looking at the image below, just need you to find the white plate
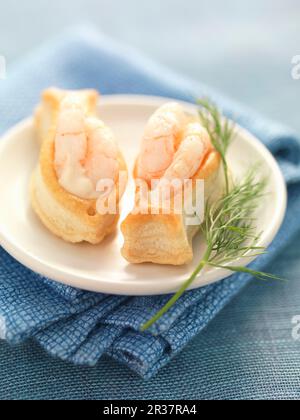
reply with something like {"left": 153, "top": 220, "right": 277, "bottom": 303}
{"left": 0, "top": 95, "right": 287, "bottom": 295}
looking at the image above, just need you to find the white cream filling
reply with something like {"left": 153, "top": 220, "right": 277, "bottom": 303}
{"left": 58, "top": 155, "right": 99, "bottom": 200}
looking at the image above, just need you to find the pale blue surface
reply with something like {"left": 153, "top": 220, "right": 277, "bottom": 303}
{"left": 1, "top": 0, "right": 300, "bottom": 131}
{"left": 0, "top": 1, "right": 300, "bottom": 400}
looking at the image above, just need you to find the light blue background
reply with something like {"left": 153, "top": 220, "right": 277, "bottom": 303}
{"left": 0, "top": 0, "right": 300, "bottom": 400}
{"left": 1, "top": 0, "right": 300, "bottom": 131}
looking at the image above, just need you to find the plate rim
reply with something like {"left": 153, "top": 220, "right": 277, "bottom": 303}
{"left": 0, "top": 94, "right": 287, "bottom": 295}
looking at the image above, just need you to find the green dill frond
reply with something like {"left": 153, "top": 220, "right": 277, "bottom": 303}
{"left": 197, "top": 98, "right": 235, "bottom": 194}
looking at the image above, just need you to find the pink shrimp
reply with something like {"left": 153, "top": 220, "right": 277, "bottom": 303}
{"left": 54, "top": 94, "right": 120, "bottom": 199}
{"left": 137, "top": 102, "right": 188, "bottom": 181}
{"left": 160, "top": 122, "right": 212, "bottom": 182}
{"left": 137, "top": 103, "right": 212, "bottom": 187}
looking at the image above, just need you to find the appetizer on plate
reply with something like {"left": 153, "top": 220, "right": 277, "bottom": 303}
{"left": 31, "top": 88, "right": 127, "bottom": 244}
{"left": 121, "top": 102, "right": 224, "bottom": 265}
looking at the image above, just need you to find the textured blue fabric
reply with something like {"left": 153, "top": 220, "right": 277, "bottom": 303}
{"left": 0, "top": 27, "right": 300, "bottom": 380}
{"left": 1, "top": 241, "right": 300, "bottom": 400}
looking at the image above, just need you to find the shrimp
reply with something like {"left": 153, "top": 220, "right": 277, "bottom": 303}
{"left": 85, "top": 117, "right": 119, "bottom": 185}
{"left": 137, "top": 102, "right": 212, "bottom": 185}
{"left": 137, "top": 102, "right": 188, "bottom": 181}
{"left": 160, "top": 122, "right": 212, "bottom": 182}
{"left": 54, "top": 95, "right": 87, "bottom": 178}
{"left": 54, "top": 94, "right": 120, "bottom": 199}
{"left": 150, "top": 122, "right": 212, "bottom": 205}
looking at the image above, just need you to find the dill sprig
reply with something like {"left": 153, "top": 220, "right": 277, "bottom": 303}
{"left": 197, "top": 99, "right": 235, "bottom": 194}
{"left": 204, "top": 169, "right": 267, "bottom": 265}
{"left": 140, "top": 100, "right": 282, "bottom": 332}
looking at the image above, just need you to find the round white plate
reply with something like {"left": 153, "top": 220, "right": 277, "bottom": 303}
{"left": 0, "top": 95, "right": 287, "bottom": 295}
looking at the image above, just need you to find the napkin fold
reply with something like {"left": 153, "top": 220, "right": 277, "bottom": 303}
{"left": 0, "top": 26, "right": 300, "bottom": 379}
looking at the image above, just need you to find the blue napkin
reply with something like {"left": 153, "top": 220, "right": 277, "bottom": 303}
{"left": 0, "top": 27, "right": 300, "bottom": 379}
